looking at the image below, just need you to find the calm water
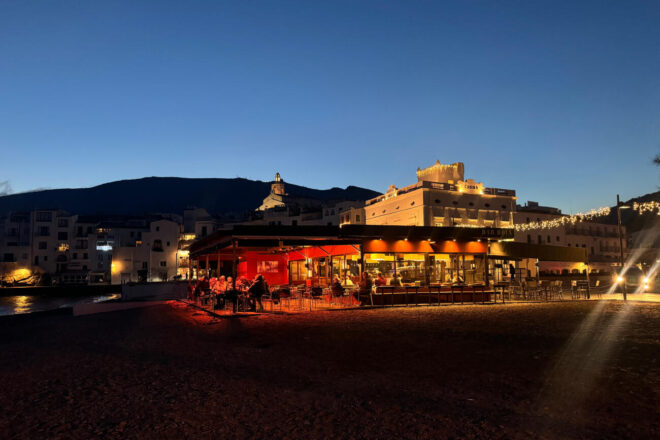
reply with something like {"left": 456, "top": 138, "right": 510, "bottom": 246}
{"left": 0, "top": 294, "right": 121, "bottom": 316}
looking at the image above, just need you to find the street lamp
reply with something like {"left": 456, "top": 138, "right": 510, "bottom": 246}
{"left": 616, "top": 194, "right": 630, "bottom": 300}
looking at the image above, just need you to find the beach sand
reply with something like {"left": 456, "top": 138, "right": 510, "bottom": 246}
{"left": 0, "top": 301, "right": 658, "bottom": 439}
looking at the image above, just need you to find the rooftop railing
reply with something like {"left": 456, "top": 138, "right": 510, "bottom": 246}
{"left": 365, "top": 181, "right": 516, "bottom": 205}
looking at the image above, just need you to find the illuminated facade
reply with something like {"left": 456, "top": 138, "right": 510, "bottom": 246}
{"left": 251, "top": 173, "right": 366, "bottom": 226}
{"left": 0, "top": 210, "right": 191, "bottom": 285}
{"left": 111, "top": 220, "right": 182, "bottom": 284}
{"left": 363, "top": 160, "right": 516, "bottom": 228}
{"left": 513, "top": 201, "right": 626, "bottom": 274}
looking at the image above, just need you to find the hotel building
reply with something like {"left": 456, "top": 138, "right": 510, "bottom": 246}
{"left": 361, "top": 161, "right": 516, "bottom": 228}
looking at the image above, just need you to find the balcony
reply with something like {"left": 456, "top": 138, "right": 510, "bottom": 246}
{"left": 483, "top": 188, "right": 516, "bottom": 197}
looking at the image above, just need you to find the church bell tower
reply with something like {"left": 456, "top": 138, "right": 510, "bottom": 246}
{"left": 272, "top": 172, "right": 286, "bottom": 196}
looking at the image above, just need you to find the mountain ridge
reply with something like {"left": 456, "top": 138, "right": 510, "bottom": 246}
{"left": 0, "top": 177, "right": 380, "bottom": 217}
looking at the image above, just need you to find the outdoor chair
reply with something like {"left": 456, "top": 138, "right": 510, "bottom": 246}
{"left": 570, "top": 280, "right": 578, "bottom": 299}
{"left": 524, "top": 280, "right": 538, "bottom": 300}
{"left": 471, "top": 284, "right": 486, "bottom": 304}
{"left": 405, "top": 286, "right": 419, "bottom": 306}
{"left": 509, "top": 281, "right": 524, "bottom": 301}
{"left": 450, "top": 284, "right": 464, "bottom": 304}
{"left": 550, "top": 280, "right": 563, "bottom": 301}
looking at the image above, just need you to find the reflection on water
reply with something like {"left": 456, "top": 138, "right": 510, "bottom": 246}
{"left": 0, "top": 293, "right": 121, "bottom": 316}
{"left": 13, "top": 295, "right": 32, "bottom": 314}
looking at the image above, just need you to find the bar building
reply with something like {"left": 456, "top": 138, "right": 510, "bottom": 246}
{"left": 189, "top": 224, "right": 588, "bottom": 305}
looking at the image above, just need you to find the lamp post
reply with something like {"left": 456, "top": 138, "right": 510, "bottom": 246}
{"left": 616, "top": 194, "right": 629, "bottom": 300}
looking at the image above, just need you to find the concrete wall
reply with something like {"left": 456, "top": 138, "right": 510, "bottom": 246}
{"left": 121, "top": 281, "right": 188, "bottom": 301}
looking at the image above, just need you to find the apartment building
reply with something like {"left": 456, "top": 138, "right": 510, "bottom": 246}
{"left": 0, "top": 211, "right": 189, "bottom": 285}
{"left": 513, "top": 201, "right": 625, "bottom": 274}
{"left": 110, "top": 219, "right": 182, "bottom": 284}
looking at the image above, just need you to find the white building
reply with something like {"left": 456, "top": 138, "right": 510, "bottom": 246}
{"left": 513, "top": 201, "right": 626, "bottom": 274}
{"left": 249, "top": 173, "right": 366, "bottom": 226}
{"left": 0, "top": 211, "right": 188, "bottom": 285}
{"left": 111, "top": 219, "right": 182, "bottom": 284}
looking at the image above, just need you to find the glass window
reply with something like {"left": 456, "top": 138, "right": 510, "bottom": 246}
{"left": 395, "top": 253, "right": 426, "bottom": 285}
{"left": 365, "top": 253, "right": 395, "bottom": 283}
{"left": 428, "top": 253, "right": 451, "bottom": 284}
{"left": 289, "top": 260, "right": 307, "bottom": 283}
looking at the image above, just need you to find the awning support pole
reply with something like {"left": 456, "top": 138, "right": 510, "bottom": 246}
{"left": 232, "top": 239, "right": 237, "bottom": 285}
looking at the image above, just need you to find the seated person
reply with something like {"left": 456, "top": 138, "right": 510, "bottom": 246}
{"left": 389, "top": 273, "right": 402, "bottom": 286}
{"left": 213, "top": 275, "right": 226, "bottom": 294}
{"left": 357, "top": 273, "right": 373, "bottom": 304}
{"left": 374, "top": 272, "right": 387, "bottom": 286}
{"left": 331, "top": 276, "right": 345, "bottom": 297}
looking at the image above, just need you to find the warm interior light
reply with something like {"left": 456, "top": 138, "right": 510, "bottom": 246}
{"left": 616, "top": 275, "right": 624, "bottom": 283}
{"left": 11, "top": 268, "right": 31, "bottom": 279}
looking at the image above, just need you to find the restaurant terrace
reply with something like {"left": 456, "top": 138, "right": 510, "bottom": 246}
{"left": 188, "top": 225, "right": 589, "bottom": 309}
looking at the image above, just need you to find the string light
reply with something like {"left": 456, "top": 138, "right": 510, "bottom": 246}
{"left": 633, "top": 201, "right": 660, "bottom": 215}
{"left": 514, "top": 201, "right": 660, "bottom": 232}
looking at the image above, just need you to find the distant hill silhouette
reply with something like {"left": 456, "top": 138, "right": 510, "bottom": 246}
{"left": 0, "top": 177, "right": 381, "bottom": 217}
{"left": 598, "top": 190, "right": 660, "bottom": 233}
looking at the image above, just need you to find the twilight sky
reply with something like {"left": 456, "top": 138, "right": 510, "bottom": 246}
{"left": 1, "top": 0, "right": 659, "bottom": 213}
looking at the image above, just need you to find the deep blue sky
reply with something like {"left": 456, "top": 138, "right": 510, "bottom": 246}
{"left": 1, "top": 1, "right": 659, "bottom": 213}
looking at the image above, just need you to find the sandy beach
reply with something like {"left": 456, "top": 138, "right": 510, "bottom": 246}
{"left": 0, "top": 301, "right": 658, "bottom": 439}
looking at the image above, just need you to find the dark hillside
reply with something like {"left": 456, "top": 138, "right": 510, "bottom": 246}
{"left": 0, "top": 177, "right": 380, "bottom": 216}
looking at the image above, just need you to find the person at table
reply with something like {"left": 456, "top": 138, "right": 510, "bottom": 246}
{"left": 248, "top": 274, "right": 267, "bottom": 312}
{"left": 225, "top": 276, "right": 238, "bottom": 313}
{"left": 194, "top": 276, "right": 210, "bottom": 299}
{"left": 213, "top": 276, "right": 227, "bottom": 308}
{"left": 389, "top": 273, "right": 402, "bottom": 286}
{"left": 357, "top": 272, "right": 373, "bottom": 305}
{"left": 375, "top": 272, "right": 387, "bottom": 287}
{"left": 213, "top": 275, "right": 226, "bottom": 293}
{"left": 331, "top": 276, "right": 345, "bottom": 297}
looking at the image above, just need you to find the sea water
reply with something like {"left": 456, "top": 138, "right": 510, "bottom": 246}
{"left": 0, "top": 293, "right": 121, "bottom": 316}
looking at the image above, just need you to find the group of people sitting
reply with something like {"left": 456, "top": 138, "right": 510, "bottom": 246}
{"left": 189, "top": 273, "right": 270, "bottom": 313}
